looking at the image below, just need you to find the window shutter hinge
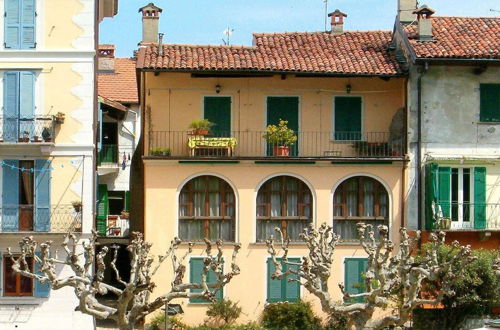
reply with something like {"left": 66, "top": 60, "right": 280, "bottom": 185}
{"left": 35, "top": 12, "right": 38, "bottom": 17}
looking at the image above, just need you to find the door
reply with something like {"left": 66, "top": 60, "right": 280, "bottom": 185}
{"left": 18, "top": 160, "right": 34, "bottom": 231}
{"left": 204, "top": 96, "right": 231, "bottom": 137}
{"left": 334, "top": 97, "right": 362, "bottom": 140}
{"left": 266, "top": 97, "right": 299, "bottom": 156}
{"left": 450, "top": 168, "right": 473, "bottom": 229}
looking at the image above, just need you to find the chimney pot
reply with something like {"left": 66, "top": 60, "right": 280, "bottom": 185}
{"left": 413, "top": 5, "right": 435, "bottom": 41}
{"left": 139, "top": 3, "right": 163, "bottom": 43}
{"left": 98, "top": 44, "right": 115, "bottom": 72}
{"left": 328, "top": 9, "right": 347, "bottom": 35}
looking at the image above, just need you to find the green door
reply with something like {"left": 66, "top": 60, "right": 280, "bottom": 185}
{"left": 334, "top": 97, "right": 362, "bottom": 140}
{"left": 266, "top": 97, "right": 299, "bottom": 156}
{"left": 204, "top": 96, "right": 231, "bottom": 137}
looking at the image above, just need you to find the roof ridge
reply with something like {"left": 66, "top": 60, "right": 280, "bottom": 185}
{"left": 155, "top": 43, "right": 256, "bottom": 49}
{"left": 253, "top": 30, "right": 391, "bottom": 36}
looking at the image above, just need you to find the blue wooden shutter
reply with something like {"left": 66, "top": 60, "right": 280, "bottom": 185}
{"left": 33, "top": 251, "right": 50, "bottom": 297}
{"left": 284, "top": 258, "right": 300, "bottom": 302}
{"left": 3, "top": 71, "right": 20, "bottom": 142}
{"left": 437, "top": 167, "right": 451, "bottom": 218}
{"left": 425, "top": 163, "right": 438, "bottom": 230}
{"left": 34, "top": 159, "right": 51, "bottom": 232}
{"left": 473, "top": 167, "right": 487, "bottom": 229}
{"left": 19, "top": 71, "right": 35, "bottom": 138}
{"left": 267, "top": 258, "right": 283, "bottom": 302}
{"left": 21, "top": 0, "right": 36, "bottom": 49}
{"left": 344, "top": 258, "right": 367, "bottom": 303}
{"left": 4, "top": 0, "right": 21, "bottom": 49}
{"left": 2, "top": 160, "right": 19, "bottom": 231}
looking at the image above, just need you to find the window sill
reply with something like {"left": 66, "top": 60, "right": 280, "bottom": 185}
{"left": 178, "top": 241, "right": 240, "bottom": 246}
{"left": 250, "top": 242, "right": 307, "bottom": 247}
{"left": 477, "top": 122, "right": 500, "bottom": 125}
{"left": 0, "top": 297, "right": 45, "bottom": 305}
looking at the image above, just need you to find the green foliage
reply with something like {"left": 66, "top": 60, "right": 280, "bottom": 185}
{"left": 188, "top": 119, "right": 215, "bottom": 130}
{"left": 323, "top": 309, "right": 348, "bottom": 330}
{"left": 205, "top": 299, "right": 242, "bottom": 326}
{"left": 261, "top": 300, "right": 322, "bottom": 330}
{"left": 190, "top": 323, "right": 264, "bottom": 330}
{"left": 263, "top": 120, "right": 298, "bottom": 146}
{"left": 150, "top": 147, "right": 172, "bottom": 156}
{"left": 145, "top": 313, "right": 188, "bottom": 330}
{"left": 414, "top": 245, "right": 500, "bottom": 329}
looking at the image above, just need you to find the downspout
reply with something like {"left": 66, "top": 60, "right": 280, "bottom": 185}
{"left": 93, "top": 0, "right": 99, "bottom": 234}
{"left": 416, "top": 62, "right": 428, "bottom": 231}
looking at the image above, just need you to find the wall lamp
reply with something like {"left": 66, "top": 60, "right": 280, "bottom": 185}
{"left": 346, "top": 84, "right": 352, "bottom": 94}
{"left": 215, "top": 84, "right": 221, "bottom": 94}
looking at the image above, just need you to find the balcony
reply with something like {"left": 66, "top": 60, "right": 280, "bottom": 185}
{"left": 0, "top": 204, "right": 82, "bottom": 233}
{"left": 98, "top": 144, "right": 119, "bottom": 165}
{"left": 433, "top": 202, "right": 500, "bottom": 231}
{"left": 147, "top": 131, "right": 405, "bottom": 159}
{"left": 0, "top": 116, "right": 55, "bottom": 144}
{"left": 104, "top": 215, "right": 129, "bottom": 238}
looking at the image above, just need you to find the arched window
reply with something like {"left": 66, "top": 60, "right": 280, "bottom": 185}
{"left": 333, "top": 176, "right": 389, "bottom": 241}
{"left": 179, "top": 176, "right": 235, "bottom": 241}
{"left": 256, "top": 176, "right": 313, "bottom": 242}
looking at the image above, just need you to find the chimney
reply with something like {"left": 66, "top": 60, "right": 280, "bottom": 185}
{"left": 413, "top": 5, "right": 435, "bottom": 41}
{"left": 398, "top": 0, "right": 417, "bottom": 24}
{"left": 328, "top": 10, "right": 347, "bottom": 35}
{"left": 138, "top": 3, "right": 163, "bottom": 44}
{"left": 98, "top": 44, "right": 115, "bottom": 72}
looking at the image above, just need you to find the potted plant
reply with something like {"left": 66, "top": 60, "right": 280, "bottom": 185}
{"left": 150, "top": 147, "right": 172, "bottom": 156}
{"left": 71, "top": 200, "right": 83, "bottom": 213}
{"left": 53, "top": 112, "right": 65, "bottom": 124}
{"left": 120, "top": 210, "right": 129, "bottom": 219}
{"left": 263, "top": 119, "right": 297, "bottom": 156}
{"left": 32, "top": 135, "right": 41, "bottom": 142}
{"left": 188, "top": 119, "right": 214, "bottom": 136}
{"left": 42, "top": 127, "right": 52, "bottom": 142}
{"left": 19, "top": 131, "right": 30, "bottom": 142}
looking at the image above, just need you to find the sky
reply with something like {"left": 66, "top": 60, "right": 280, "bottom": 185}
{"left": 100, "top": 0, "right": 499, "bottom": 58}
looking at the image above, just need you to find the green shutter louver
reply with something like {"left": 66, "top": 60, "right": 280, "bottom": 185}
{"left": 437, "top": 167, "right": 451, "bottom": 218}
{"left": 96, "top": 184, "right": 108, "bottom": 235}
{"left": 267, "top": 258, "right": 301, "bottom": 302}
{"left": 344, "top": 258, "right": 368, "bottom": 303}
{"left": 474, "top": 167, "right": 487, "bottom": 229}
{"left": 425, "top": 163, "right": 438, "bottom": 230}
{"left": 204, "top": 97, "right": 231, "bottom": 137}
{"left": 480, "top": 84, "right": 500, "bottom": 123}
{"left": 189, "top": 257, "right": 223, "bottom": 303}
{"left": 266, "top": 97, "right": 299, "bottom": 156}
{"left": 125, "top": 191, "right": 131, "bottom": 212}
{"left": 334, "top": 97, "right": 362, "bottom": 140}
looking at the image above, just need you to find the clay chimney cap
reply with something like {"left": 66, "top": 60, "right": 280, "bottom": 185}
{"left": 328, "top": 9, "right": 347, "bottom": 18}
{"left": 138, "top": 3, "right": 163, "bottom": 13}
{"left": 413, "top": 5, "right": 435, "bottom": 17}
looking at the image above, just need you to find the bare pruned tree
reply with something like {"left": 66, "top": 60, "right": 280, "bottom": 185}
{"left": 8, "top": 231, "right": 241, "bottom": 330}
{"left": 266, "top": 223, "right": 473, "bottom": 330}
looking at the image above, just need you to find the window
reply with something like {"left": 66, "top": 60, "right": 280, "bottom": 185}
{"left": 99, "top": 122, "right": 118, "bottom": 164}
{"left": 108, "top": 191, "right": 130, "bottom": 216}
{"left": 344, "top": 258, "right": 367, "bottom": 303}
{"left": 3, "top": 255, "right": 33, "bottom": 296}
{"left": 334, "top": 96, "right": 362, "bottom": 140}
{"left": 333, "top": 176, "right": 388, "bottom": 241}
{"left": 4, "top": 0, "right": 36, "bottom": 49}
{"left": 426, "top": 165, "right": 487, "bottom": 230}
{"left": 479, "top": 84, "right": 500, "bottom": 123}
{"left": 189, "top": 257, "right": 223, "bottom": 303}
{"left": 2, "top": 71, "right": 36, "bottom": 142}
{"left": 179, "top": 176, "right": 235, "bottom": 241}
{"left": 1, "top": 159, "right": 51, "bottom": 232}
{"left": 267, "top": 258, "right": 300, "bottom": 302}
{"left": 256, "top": 176, "right": 312, "bottom": 242}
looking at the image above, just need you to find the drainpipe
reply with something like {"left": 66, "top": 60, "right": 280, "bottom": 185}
{"left": 416, "top": 62, "right": 428, "bottom": 231}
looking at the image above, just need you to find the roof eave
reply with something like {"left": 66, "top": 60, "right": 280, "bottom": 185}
{"left": 414, "top": 57, "right": 500, "bottom": 65}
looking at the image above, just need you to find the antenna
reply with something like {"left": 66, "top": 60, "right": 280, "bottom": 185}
{"left": 490, "top": 9, "right": 500, "bottom": 13}
{"left": 324, "top": 0, "right": 329, "bottom": 31}
{"left": 223, "top": 27, "right": 234, "bottom": 45}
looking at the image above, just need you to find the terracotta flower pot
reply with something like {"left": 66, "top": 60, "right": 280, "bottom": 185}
{"left": 273, "top": 146, "right": 290, "bottom": 156}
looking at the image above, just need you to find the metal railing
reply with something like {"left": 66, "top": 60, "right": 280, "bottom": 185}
{"left": 105, "top": 215, "right": 129, "bottom": 237}
{"left": 433, "top": 202, "right": 500, "bottom": 230}
{"left": 0, "top": 116, "right": 55, "bottom": 143}
{"left": 0, "top": 204, "right": 82, "bottom": 233}
{"left": 148, "top": 131, "right": 405, "bottom": 158}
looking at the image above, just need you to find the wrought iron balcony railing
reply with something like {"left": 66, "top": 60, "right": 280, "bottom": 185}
{"left": 0, "top": 116, "right": 55, "bottom": 143}
{"left": 0, "top": 204, "right": 82, "bottom": 233}
{"left": 148, "top": 131, "right": 405, "bottom": 159}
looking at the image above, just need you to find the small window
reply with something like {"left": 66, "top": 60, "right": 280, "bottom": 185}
{"left": 256, "top": 176, "right": 313, "bottom": 242}
{"left": 344, "top": 258, "right": 367, "bottom": 303}
{"left": 479, "top": 84, "right": 500, "bottom": 123}
{"left": 189, "top": 257, "right": 223, "bottom": 303}
{"left": 179, "top": 176, "right": 235, "bottom": 241}
{"left": 3, "top": 256, "right": 33, "bottom": 296}
{"left": 333, "top": 176, "right": 389, "bottom": 241}
{"left": 267, "top": 258, "right": 300, "bottom": 302}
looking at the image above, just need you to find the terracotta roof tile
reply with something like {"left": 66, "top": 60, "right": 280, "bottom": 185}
{"left": 98, "top": 58, "right": 139, "bottom": 103}
{"left": 404, "top": 17, "right": 500, "bottom": 59}
{"left": 138, "top": 31, "right": 403, "bottom": 75}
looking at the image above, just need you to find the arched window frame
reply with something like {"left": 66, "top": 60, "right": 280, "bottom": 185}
{"left": 256, "top": 175, "right": 313, "bottom": 242}
{"left": 178, "top": 175, "right": 236, "bottom": 242}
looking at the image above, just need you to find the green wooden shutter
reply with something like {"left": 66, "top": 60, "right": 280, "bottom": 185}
{"left": 425, "top": 163, "right": 438, "bottom": 230}
{"left": 204, "top": 96, "right": 231, "bottom": 137}
{"left": 34, "top": 251, "right": 50, "bottom": 297}
{"left": 34, "top": 159, "right": 51, "bottom": 232}
{"left": 267, "top": 258, "right": 301, "bottom": 302}
{"left": 267, "top": 258, "right": 283, "bottom": 302}
{"left": 3, "top": 71, "right": 20, "bottom": 142}
{"left": 2, "top": 160, "right": 19, "bottom": 232}
{"left": 344, "top": 258, "right": 367, "bottom": 303}
{"left": 20, "top": 0, "right": 36, "bottom": 49}
{"left": 189, "top": 257, "right": 222, "bottom": 303}
{"left": 19, "top": 71, "right": 35, "bottom": 138}
{"left": 4, "top": 0, "right": 21, "bottom": 49}
{"left": 437, "top": 167, "right": 451, "bottom": 218}
{"left": 479, "top": 84, "right": 500, "bottom": 123}
{"left": 266, "top": 97, "right": 299, "bottom": 156}
{"left": 96, "top": 184, "right": 108, "bottom": 235}
{"left": 284, "top": 258, "right": 300, "bottom": 302}
{"left": 334, "top": 97, "right": 362, "bottom": 140}
{"left": 125, "top": 191, "right": 131, "bottom": 212}
{"left": 474, "top": 167, "right": 487, "bottom": 229}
